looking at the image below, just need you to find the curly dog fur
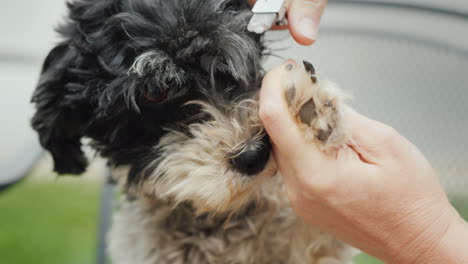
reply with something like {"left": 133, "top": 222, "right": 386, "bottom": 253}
{"left": 31, "top": 0, "right": 356, "bottom": 263}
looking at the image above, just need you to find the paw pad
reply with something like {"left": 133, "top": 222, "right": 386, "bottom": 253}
{"left": 283, "top": 60, "right": 348, "bottom": 149}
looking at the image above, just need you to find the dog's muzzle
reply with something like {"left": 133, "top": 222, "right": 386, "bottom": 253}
{"left": 229, "top": 135, "right": 271, "bottom": 176}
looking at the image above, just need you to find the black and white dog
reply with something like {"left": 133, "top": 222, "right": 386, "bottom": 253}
{"left": 31, "top": 0, "right": 355, "bottom": 263}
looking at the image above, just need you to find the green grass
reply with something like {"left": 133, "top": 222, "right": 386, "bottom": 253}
{"left": 452, "top": 198, "right": 468, "bottom": 221}
{"left": 355, "top": 254, "right": 384, "bottom": 264}
{"left": 1, "top": 176, "right": 466, "bottom": 264}
{"left": 0, "top": 177, "right": 100, "bottom": 264}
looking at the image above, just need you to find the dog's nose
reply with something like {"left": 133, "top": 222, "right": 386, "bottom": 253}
{"left": 230, "top": 136, "right": 271, "bottom": 175}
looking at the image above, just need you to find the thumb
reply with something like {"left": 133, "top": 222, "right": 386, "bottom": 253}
{"left": 345, "top": 109, "right": 407, "bottom": 164}
{"left": 259, "top": 60, "right": 321, "bottom": 161}
{"left": 287, "top": 0, "right": 328, "bottom": 45}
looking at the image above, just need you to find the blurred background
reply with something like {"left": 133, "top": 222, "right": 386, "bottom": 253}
{"left": 0, "top": 0, "right": 467, "bottom": 263}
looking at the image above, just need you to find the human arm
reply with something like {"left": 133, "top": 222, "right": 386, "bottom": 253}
{"left": 258, "top": 62, "right": 468, "bottom": 263}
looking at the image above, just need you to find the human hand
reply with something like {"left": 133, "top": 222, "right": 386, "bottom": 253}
{"left": 249, "top": 0, "right": 328, "bottom": 45}
{"left": 259, "top": 60, "right": 468, "bottom": 263}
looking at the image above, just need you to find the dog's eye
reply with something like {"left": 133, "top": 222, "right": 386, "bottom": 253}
{"left": 144, "top": 89, "right": 168, "bottom": 103}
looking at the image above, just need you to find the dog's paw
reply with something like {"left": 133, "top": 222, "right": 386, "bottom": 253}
{"left": 283, "top": 60, "right": 348, "bottom": 151}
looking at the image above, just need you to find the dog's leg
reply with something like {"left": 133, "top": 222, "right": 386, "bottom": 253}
{"left": 283, "top": 60, "right": 349, "bottom": 152}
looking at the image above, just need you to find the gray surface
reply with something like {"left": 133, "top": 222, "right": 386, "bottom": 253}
{"left": 0, "top": 1, "right": 63, "bottom": 184}
{"left": 0, "top": 0, "right": 66, "bottom": 61}
{"left": 265, "top": 3, "right": 468, "bottom": 197}
{"left": 0, "top": 61, "right": 42, "bottom": 185}
{"left": 350, "top": 0, "right": 468, "bottom": 14}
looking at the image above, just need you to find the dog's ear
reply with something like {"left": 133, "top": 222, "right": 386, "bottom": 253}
{"left": 31, "top": 43, "right": 89, "bottom": 175}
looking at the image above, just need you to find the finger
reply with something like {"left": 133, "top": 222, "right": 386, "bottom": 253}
{"left": 344, "top": 109, "right": 406, "bottom": 164}
{"left": 259, "top": 60, "right": 301, "bottom": 150}
{"left": 287, "top": 0, "right": 328, "bottom": 45}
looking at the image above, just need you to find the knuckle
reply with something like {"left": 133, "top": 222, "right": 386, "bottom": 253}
{"left": 375, "top": 124, "right": 407, "bottom": 156}
{"left": 379, "top": 124, "right": 401, "bottom": 144}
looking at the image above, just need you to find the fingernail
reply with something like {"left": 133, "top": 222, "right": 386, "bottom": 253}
{"left": 298, "top": 17, "right": 318, "bottom": 40}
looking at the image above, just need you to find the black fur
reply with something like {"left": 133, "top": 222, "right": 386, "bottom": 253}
{"left": 31, "top": 0, "right": 264, "bottom": 177}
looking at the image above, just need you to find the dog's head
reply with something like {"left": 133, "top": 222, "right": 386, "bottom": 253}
{"left": 32, "top": 0, "right": 276, "bottom": 213}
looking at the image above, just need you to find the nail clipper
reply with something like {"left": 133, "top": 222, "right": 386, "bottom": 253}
{"left": 247, "top": 0, "right": 288, "bottom": 34}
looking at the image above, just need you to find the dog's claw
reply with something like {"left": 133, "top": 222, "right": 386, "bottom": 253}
{"left": 302, "top": 61, "right": 315, "bottom": 75}
{"left": 303, "top": 60, "right": 317, "bottom": 83}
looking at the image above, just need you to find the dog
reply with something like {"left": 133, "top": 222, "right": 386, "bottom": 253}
{"left": 31, "top": 0, "right": 356, "bottom": 263}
